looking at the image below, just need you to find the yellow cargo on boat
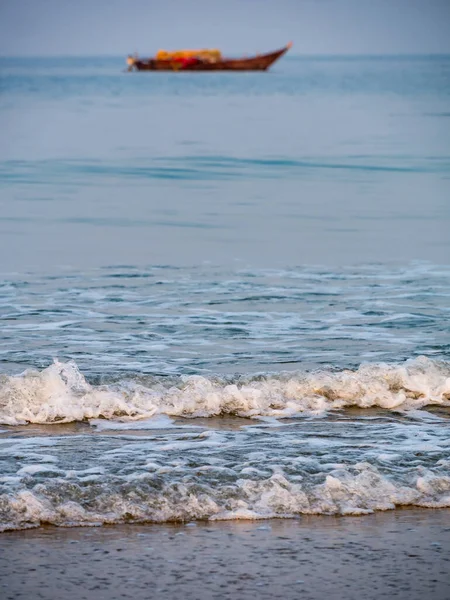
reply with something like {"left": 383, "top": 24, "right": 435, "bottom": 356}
{"left": 156, "top": 49, "right": 222, "bottom": 62}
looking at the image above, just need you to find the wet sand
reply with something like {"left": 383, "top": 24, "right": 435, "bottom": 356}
{"left": 1, "top": 509, "right": 449, "bottom": 600}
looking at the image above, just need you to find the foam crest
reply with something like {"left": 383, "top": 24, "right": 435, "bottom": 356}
{"left": 0, "top": 358, "right": 449, "bottom": 425}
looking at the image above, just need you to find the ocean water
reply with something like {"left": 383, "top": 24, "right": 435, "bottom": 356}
{"left": 0, "top": 55, "right": 449, "bottom": 531}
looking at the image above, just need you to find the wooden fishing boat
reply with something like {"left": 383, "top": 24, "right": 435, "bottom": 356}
{"left": 126, "top": 43, "right": 292, "bottom": 72}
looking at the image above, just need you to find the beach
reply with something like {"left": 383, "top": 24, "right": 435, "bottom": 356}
{"left": 2, "top": 510, "right": 450, "bottom": 600}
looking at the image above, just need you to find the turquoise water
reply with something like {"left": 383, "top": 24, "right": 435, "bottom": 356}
{"left": 0, "top": 55, "right": 449, "bottom": 530}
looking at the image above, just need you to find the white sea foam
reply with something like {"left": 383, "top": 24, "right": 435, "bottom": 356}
{"left": 0, "top": 358, "right": 449, "bottom": 425}
{"left": 0, "top": 464, "right": 449, "bottom": 532}
{"left": 17, "top": 464, "right": 62, "bottom": 476}
{"left": 90, "top": 414, "right": 179, "bottom": 431}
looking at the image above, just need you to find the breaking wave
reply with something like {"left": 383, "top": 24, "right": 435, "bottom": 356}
{"left": 1, "top": 464, "right": 449, "bottom": 532}
{"left": 1, "top": 357, "right": 449, "bottom": 425}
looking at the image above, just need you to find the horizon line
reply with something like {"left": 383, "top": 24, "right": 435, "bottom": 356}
{"left": 1, "top": 51, "right": 450, "bottom": 59}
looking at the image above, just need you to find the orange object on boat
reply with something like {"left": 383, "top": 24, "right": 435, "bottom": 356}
{"left": 156, "top": 49, "right": 222, "bottom": 62}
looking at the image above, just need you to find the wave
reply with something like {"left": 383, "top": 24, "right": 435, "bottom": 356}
{"left": 1, "top": 357, "right": 449, "bottom": 426}
{"left": 1, "top": 464, "right": 449, "bottom": 531}
{"left": 3, "top": 153, "right": 448, "bottom": 188}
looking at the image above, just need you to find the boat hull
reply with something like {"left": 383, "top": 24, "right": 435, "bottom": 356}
{"left": 128, "top": 45, "right": 291, "bottom": 72}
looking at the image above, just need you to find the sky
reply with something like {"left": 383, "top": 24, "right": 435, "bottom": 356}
{"left": 0, "top": 0, "right": 449, "bottom": 56}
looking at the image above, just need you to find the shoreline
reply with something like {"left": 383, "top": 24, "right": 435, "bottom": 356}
{"left": 2, "top": 509, "right": 449, "bottom": 600}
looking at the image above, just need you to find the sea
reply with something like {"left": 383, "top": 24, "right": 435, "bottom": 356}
{"left": 0, "top": 54, "right": 449, "bottom": 532}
